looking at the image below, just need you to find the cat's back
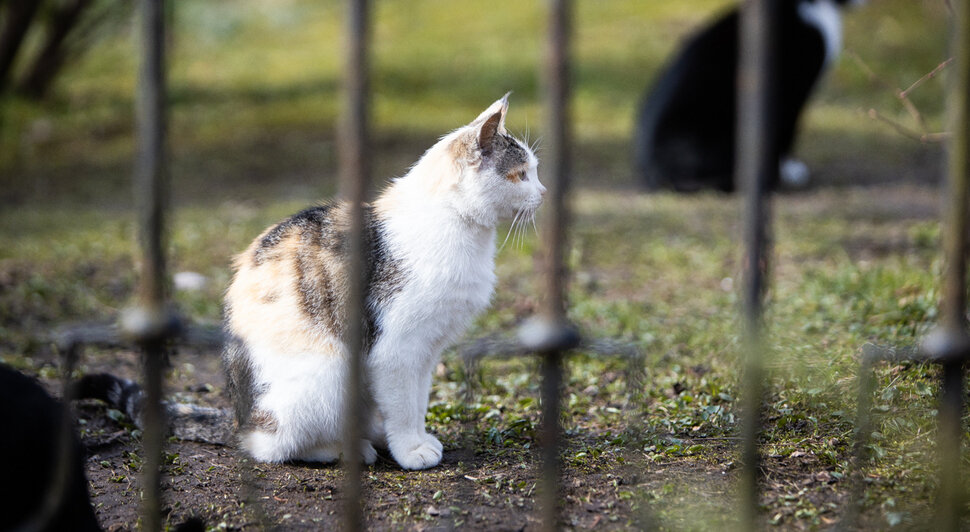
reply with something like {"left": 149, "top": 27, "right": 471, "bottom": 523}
{"left": 226, "top": 203, "right": 353, "bottom": 355}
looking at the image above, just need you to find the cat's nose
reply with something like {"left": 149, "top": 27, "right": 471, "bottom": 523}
{"left": 538, "top": 184, "right": 547, "bottom": 197}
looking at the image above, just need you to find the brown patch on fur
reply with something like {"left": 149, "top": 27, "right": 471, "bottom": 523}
{"left": 504, "top": 169, "right": 525, "bottom": 182}
{"left": 249, "top": 409, "right": 278, "bottom": 432}
{"left": 449, "top": 133, "right": 474, "bottom": 162}
{"left": 293, "top": 205, "right": 349, "bottom": 338}
{"left": 225, "top": 201, "right": 407, "bottom": 359}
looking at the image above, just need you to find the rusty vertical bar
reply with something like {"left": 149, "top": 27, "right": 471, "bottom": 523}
{"left": 844, "top": 346, "right": 879, "bottom": 529}
{"left": 926, "top": 0, "right": 970, "bottom": 529}
{"left": 130, "top": 1, "right": 169, "bottom": 531}
{"left": 735, "top": 0, "right": 778, "bottom": 528}
{"left": 539, "top": 0, "right": 571, "bottom": 530}
{"left": 339, "top": 0, "right": 370, "bottom": 530}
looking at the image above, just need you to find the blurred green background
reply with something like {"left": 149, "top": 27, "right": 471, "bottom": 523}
{"left": 0, "top": 0, "right": 950, "bottom": 206}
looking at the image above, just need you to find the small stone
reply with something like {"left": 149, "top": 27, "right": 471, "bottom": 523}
{"left": 174, "top": 271, "right": 208, "bottom": 292}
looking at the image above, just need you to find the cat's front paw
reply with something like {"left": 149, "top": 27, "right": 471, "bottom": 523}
{"left": 389, "top": 433, "right": 443, "bottom": 470}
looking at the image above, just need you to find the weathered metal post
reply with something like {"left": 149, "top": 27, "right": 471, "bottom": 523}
{"left": 537, "top": 0, "right": 573, "bottom": 529}
{"left": 125, "top": 0, "right": 171, "bottom": 531}
{"left": 845, "top": 345, "right": 880, "bottom": 528}
{"left": 924, "top": 0, "right": 970, "bottom": 529}
{"left": 339, "top": 0, "right": 370, "bottom": 530}
{"left": 735, "top": 0, "right": 779, "bottom": 528}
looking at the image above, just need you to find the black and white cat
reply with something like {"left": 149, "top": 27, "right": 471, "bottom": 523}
{"left": 634, "top": 0, "right": 862, "bottom": 192}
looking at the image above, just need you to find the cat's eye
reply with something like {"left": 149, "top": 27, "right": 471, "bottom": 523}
{"left": 506, "top": 170, "right": 528, "bottom": 182}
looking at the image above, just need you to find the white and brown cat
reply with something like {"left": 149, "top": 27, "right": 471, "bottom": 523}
{"left": 223, "top": 94, "right": 545, "bottom": 470}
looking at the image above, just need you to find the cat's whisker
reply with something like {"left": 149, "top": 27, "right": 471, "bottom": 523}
{"left": 514, "top": 214, "right": 524, "bottom": 249}
{"left": 500, "top": 208, "right": 524, "bottom": 251}
{"left": 520, "top": 213, "right": 531, "bottom": 247}
{"left": 530, "top": 136, "right": 544, "bottom": 155}
{"left": 511, "top": 214, "right": 522, "bottom": 249}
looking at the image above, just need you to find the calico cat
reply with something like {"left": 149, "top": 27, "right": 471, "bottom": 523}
{"left": 223, "top": 94, "right": 545, "bottom": 470}
{"left": 634, "top": 0, "right": 862, "bottom": 192}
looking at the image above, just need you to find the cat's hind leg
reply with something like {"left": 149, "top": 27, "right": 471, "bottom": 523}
{"left": 241, "top": 429, "right": 303, "bottom": 463}
{"left": 241, "top": 344, "right": 348, "bottom": 463}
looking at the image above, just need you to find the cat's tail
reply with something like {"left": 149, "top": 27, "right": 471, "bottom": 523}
{"left": 75, "top": 373, "right": 233, "bottom": 445}
{"left": 75, "top": 373, "right": 145, "bottom": 426}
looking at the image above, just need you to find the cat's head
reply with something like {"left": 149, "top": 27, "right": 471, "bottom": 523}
{"left": 444, "top": 94, "right": 545, "bottom": 226}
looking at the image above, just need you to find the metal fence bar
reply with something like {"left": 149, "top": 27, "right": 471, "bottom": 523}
{"left": 125, "top": 1, "right": 171, "bottom": 531}
{"left": 538, "top": 1, "right": 572, "bottom": 530}
{"left": 735, "top": 0, "right": 779, "bottom": 527}
{"left": 339, "top": 0, "right": 370, "bottom": 530}
{"left": 925, "top": 0, "right": 970, "bottom": 528}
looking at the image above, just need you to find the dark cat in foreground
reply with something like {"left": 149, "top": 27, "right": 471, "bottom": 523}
{"left": 634, "top": 0, "right": 862, "bottom": 192}
{"left": 0, "top": 364, "right": 100, "bottom": 532}
{"left": 0, "top": 365, "right": 205, "bottom": 532}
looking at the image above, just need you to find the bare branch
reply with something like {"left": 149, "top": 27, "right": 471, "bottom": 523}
{"left": 848, "top": 49, "right": 951, "bottom": 143}
{"left": 865, "top": 108, "right": 949, "bottom": 144}
{"left": 900, "top": 57, "right": 953, "bottom": 99}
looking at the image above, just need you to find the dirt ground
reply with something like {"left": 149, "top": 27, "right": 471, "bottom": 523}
{"left": 26, "top": 341, "right": 856, "bottom": 531}
{"left": 67, "top": 347, "right": 663, "bottom": 531}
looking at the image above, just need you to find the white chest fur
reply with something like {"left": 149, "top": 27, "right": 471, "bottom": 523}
{"left": 798, "top": 0, "right": 842, "bottom": 67}
{"left": 379, "top": 204, "right": 497, "bottom": 352}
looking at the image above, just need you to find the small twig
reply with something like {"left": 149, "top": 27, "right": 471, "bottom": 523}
{"left": 921, "top": 131, "right": 951, "bottom": 142}
{"left": 866, "top": 108, "right": 924, "bottom": 141}
{"left": 848, "top": 49, "right": 953, "bottom": 143}
{"left": 846, "top": 50, "right": 892, "bottom": 91}
{"left": 900, "top": 57, "right": 953, "bottom": 99}
{"left": 899, "top": 96, "right": 929, "bottom": 134}
{"left": 865, "top": 108, "right": 949, "bottom": 144}
{"left": 897, "top": 58, "right": 953, "bottom": 134}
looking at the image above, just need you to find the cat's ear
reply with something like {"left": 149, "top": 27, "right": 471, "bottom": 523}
{"left": 475, "top": 92, "right": 510, "bottom": 150}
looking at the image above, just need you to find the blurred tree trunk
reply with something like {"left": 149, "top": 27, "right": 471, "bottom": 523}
{"left": 0, "top": 0, "right": 43, "bottom": 92}
{"left": 17, "top": 0, "right": 93, "bottom": 98}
